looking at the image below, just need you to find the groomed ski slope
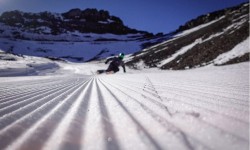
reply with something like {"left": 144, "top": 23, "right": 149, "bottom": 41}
{"left": 0, "top": 62, "right": 249, "bottom": 150}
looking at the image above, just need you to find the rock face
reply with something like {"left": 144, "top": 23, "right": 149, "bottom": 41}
{"left": 0, "top": 8, "right": 149, "bottom": 35}
{"left": 126, "top": 2, "right": 249, "bottom": 69}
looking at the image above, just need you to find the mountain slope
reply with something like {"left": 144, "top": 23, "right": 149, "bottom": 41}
{"left": 126, "top": 2, "right": 249, "bottom": 70}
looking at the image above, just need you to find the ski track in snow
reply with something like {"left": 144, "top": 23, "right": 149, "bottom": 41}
{"left": 0, "top": 63, "right": 249, "bottom": 150}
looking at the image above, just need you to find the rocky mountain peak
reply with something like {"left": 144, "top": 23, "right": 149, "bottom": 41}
{"left": 62, "top": 8, "right": 117, "bottom": 23}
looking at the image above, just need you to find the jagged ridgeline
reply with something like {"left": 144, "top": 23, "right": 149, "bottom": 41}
{"left": 0, "top": 8, "right": 151, "bottom": 35}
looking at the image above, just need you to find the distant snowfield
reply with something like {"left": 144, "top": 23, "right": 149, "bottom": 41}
{"left": 0, "top": 37, "right": 142, "bottom": 62}
{"left": 0, "top": 57, "right": 249, "bottom": 150}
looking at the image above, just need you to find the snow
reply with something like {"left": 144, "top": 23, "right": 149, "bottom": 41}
{"left": 0, "top": 47, "right": 249, "bottom": 150}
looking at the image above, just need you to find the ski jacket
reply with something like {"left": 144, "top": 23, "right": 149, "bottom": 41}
{"left": 105, "top": 57, "right": 126, "bottom": 72}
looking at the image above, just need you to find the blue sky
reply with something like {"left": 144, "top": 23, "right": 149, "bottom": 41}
{"left": 0, "top": 0, "right": 248, "bottom": 34}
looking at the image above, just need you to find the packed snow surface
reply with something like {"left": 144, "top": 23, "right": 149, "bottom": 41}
{"left": 0, "top": 60, "right": 249, "bottom": 150}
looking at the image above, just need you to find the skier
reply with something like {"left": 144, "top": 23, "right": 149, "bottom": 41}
{"left": 97, "top": 53, "right": 126, "bottom": 74}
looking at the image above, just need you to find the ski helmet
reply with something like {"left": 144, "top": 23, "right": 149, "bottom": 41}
{"left": 118, "top": 53, "right": 125, "bottom": 59}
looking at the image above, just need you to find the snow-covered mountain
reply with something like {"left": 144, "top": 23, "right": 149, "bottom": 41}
{"left": 0, "top": 2, "right": 249, "bottom": 68}
{"left": 0, "top": 8, "right": 161, "bottom": 62}
{"left": 126, "top": 2, "right": 249, "bottom": 70}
